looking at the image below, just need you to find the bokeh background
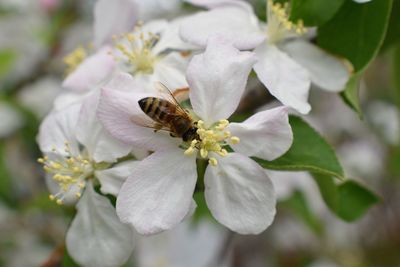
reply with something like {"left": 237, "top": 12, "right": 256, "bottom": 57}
{"left": 0, "top": 0, "right": 399, "bottom": 266}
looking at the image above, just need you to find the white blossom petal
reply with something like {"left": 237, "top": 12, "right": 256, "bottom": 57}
{"left": 53, "top": 92, "right": 86, "bottom": 111}
{"left": 187, "top": 37, "right": 256, "bottom": 125}
{"left": 97, "top": 88, "right": 180, "bottom": 151}
{"left": 152, "top": 52, "right": 189, "bottom": 89}
{"left": 180, "top": 5, "right": 264, "bottom": 50}
{"left": 116, "top": 149, "right": 197, "bottom": 235}
{"left": 37, "top": 103, "right": 81, "bottom": 156}
{"left": 76, "top": 91, "right": 131, "bottom": 163}
{"left": 94, "top": 0, "right": 137, "bottom": 48}
{"left": 204, "top": 153, "right": 276, "bottom": 234}
{"left": 280, "top": 40, "right": 351, "bottom": 92}
{"left": 66, "top": 182, "right": 135, "bottom": 267}
{"left": 136, "top": 0, "right": 182, "bottom": 21}
{"left": 62, "top": 47, "right": 116, "bottom": 92}
{"left": 95, "top": 160, "right": 139, "bottom": 196}
{"left": 228, "top": 107, "right": 293, "bottom": 160}
{"left": 254, "top": 43, "right": 311, "bottom": 114}
{"left": 153, "top": 17, "right": 200, "bottom": 53}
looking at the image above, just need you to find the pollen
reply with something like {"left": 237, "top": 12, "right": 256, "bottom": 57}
{"left": 38, "top": 141, "right": 93, "bottom": 204}
{"left": 184, "top": 119, "right": 240, "bottom": 166}
{"left": 267, "top": 0, "right": 307, "bottom": 43}
{"left": 112, "top": 22, "right": 160, "bottom": 74}
{"left": 63, "top": 46, "right": 87, "bottom": 74}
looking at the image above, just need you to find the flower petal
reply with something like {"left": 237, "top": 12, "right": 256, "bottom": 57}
{"left": 254, "top": 43, "right": 311, "bottom": 114}
{"left": 116, "top": 149, "right": 197, "bottom": 235}
{"left": 95, "top": 160, "right": 139, "bottom": 196}
{"left": 66, "top": 182, "right": 135, "bottom": 267}
{"left": 187, "top": 37, "right": 256, "bottom": 125}
{"left": 152, "top": 17, "right": 200, "bottom": 53}
{"left": 97, "top": 88, "right": 180, "bottom": 151}
{"left": 37, "top": 103, "right": 81, "bottom": 156}
{"left": 94, "top": 0, "right": 137, "bottom": 48}
{"left": 228, "top": 107, "right": 293, "bottom": 160}
{"left": 204, "top": 153, "right": 276, "bottom": 234}
{"left": 76, "top": 91, "right": 131, "bottom": 163}
{"left": 62, "top": 47, "right": 116, "bottom": 92}
{"left": 180, "top": 5, "right": 264, "bottom": 50}
{"left": 280, "top": 40, "right": 351, "bottom": 92}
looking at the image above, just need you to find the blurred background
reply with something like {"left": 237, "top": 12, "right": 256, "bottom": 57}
{"left": 0, "top": 0, "right": 399, "bottom": 266}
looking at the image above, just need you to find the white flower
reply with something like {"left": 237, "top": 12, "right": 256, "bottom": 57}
{"left": 37, "top": 93, "right": 136, "bottom": 267}
{"left": 94, "top": 0, "right": 184, "bottom": 48}
{"left": 180, "top": 0, "right": 351, "bottom": 114}
{"left": 62, "top": 19, "right": 191, "bottom": 102}
{"left": 135, "top": 219, "right": 231, "bottom": 267}
{"left": 97, "top": 37, "right": 293, "bottom": 235}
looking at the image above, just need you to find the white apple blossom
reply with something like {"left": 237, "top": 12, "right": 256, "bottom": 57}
{"left": 61, "top": 19, "right": 191, "bottom": 107}
{"left": 97, "top": 37, "right": 293, "bottom": 235}
{"left": 37, "top": 93, "right": 137, "bottom": 267}
{"left": 135, "top": 219, "right": 231, "bottom": 267}
{"left": 180, "top": 0, "right": 351, "bottom": 114}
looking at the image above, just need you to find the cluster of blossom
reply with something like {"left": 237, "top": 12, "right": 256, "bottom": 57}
{"left": 36, "top": 0, "right": 360, "bottom": 266}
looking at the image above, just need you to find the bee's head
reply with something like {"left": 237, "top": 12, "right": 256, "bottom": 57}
{"left": 182, "top": 126, "right": 199, "bottom": 142}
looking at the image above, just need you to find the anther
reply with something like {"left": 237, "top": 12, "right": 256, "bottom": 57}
{"left": 209, "top": 157, "right": 218, "bottom": 166}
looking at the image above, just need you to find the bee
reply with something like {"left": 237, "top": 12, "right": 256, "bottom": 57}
{"left": 138, "top": 82, "right": 199, "bottom": 142}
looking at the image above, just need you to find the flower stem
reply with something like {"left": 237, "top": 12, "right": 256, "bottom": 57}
{"left": 195, "top": 158, "right": 208, "bottom": 192}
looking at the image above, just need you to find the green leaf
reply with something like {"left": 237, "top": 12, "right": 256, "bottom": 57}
{"left": 0, "top": 142, "right": 16, "bottom": 207}
{"left": 393, "top": 44, "right": 400, "bottom": 102}
{"left": 381, "top": 0, "right": 400, "bottom": 51}
{"left": 313, "top": 174, "right": 380, "bottom": 222}
{"left": 255, "top": 116, "right": 344, "bottom": 180}
{"left": 0, "top": 49, "right": 17, "bottom": 78}
{"left": 290, "top": 0, "right": 344, "bottom": 26}
{"left": 341, "top": 74, "right": 363, "bottom": 117}
{"left": 279, "top": 190, "right": 323, "bottom": 235}
{"left": 318, "top": 0, "right": 393, "bottom": 72}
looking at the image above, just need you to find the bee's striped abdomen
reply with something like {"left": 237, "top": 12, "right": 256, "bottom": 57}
{"left": 138, "top": 97, "right": 175, "bottom": 123}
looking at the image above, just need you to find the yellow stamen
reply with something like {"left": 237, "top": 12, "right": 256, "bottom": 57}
{"left": 209, "top": 157, "right": 218, "bottom": 166}
{"left": 63, "top": 46, "right": 87, "bottom": 74}
{"left": 38, "top": 142, "right": 93, "bottom": 205}
{"left": 267, "top": 0, "right": 307, "bottom": 44}
{"left": 113, "top": 23, "right": 160, "bottom": 74}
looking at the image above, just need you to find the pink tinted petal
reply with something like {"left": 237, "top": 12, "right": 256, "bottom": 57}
{"left": 187, "top": 37, "right": 256, "bottom": 125}
{"left": 204, "top": 153, "right": 276, "bottom": 234}
{"left": 116, "top": 149, "right": 197, "bottom": 235}
{"left": 228, "top": 107, "right": 293, "bottom": 160}
{"left": 254, "top": 43, "right": 311, "bottom": 114}
{"left": 94, "top": 0, "right": 137, "bottom": 48}
{"left": 180, "top": 6, "right": 264, "bottom": 50}
{"left": 62, "top": 47, "right": 116, "bottom": 92}
{"left": 77, "top": 91, "right": 131, "bottom": 163}
{"left": 97, "top": 88, "right": 179, "bottom": 151}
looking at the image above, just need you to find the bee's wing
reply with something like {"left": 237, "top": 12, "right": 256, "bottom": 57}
{"left": 129, "top": 113, "right": 172, "bottom": 133}
{"left": 154, "top": 82, "right": 190, "bottom": 116}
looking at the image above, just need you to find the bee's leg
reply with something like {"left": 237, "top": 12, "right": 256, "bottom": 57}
{"left": 170, "top": 132, "right": 178, "bottom": 137}
{"left": 153, "top": 123, "right": 163, "bottom": 133}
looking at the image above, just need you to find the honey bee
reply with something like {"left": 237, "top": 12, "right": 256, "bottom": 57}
{"left": 138, "top": 82, "right": 199, "bottom": 142}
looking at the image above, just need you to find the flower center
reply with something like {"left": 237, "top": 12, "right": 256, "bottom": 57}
{"left": 38, "top": 141, "right": 93, "bottom": 205}
{"left": 184, "top": 119, "right": 240, "bottom": 166}
{"left": 63, "top": 46, "right": 87, "bottom": 74}
{"left": 113, "top": 23, "right": 160, "bottom": 74}
{"left": 266, "top": 0, "right": 306, "bottom": 44}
